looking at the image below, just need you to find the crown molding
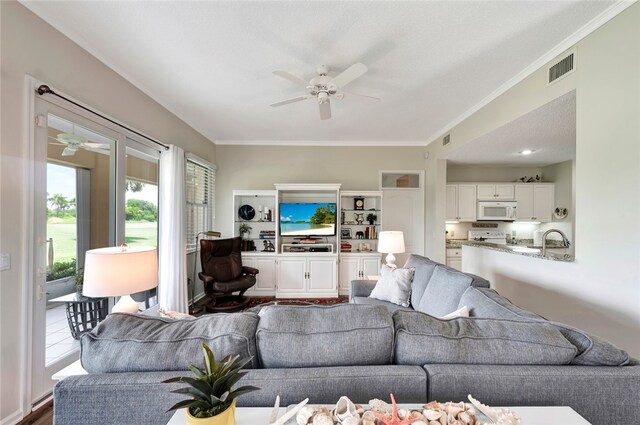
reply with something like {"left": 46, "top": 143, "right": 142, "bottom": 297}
{"left": 214, "top": 139, "right": 427, "bottom": 147}
{"left": 423, "top": 0, "right": 637, "bottom": 148}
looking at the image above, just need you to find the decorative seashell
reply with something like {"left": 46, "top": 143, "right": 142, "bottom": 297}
{"left": 412, "top": 422, "right": 428, "bottom": 425}
{"left": 429, "top": 421, "right": 441, "bottom": 425}
{"left": 459, "top": 411, "right": 476, "bottom": 425}
{"left": 341, "top": 417, "right": 359, "bottom": 425}
{"left": 355, "top": 404, "right": 365, "bottom": 416}
{"left": 368, "top": 398, "right": 391, "bottom": 415}
{"left": 445, "top": 403, "right": 464, "bottom": 417}
{"left": 397, "top": 409, "right": 411, "bottom": 420}
{"left": 312, "top": 413, "right": 334, "bottom": 425}
{"left": 362, "top": 420, "right": 375, "bottom": 425}
{"left": 411, "top": 411, "right": 427, "bottom": 421}
{"left": 423, "top": 401, "right": 440, "bottom": 410}
{"left": 297, "top": 406, "right": 317, "bottom": 425}
{"left": 334, "top": 396, "right": 358, "bottom": 422}
{"left": 362, "top": 411, "right": 376, "bottom": 421}
{"left": 423, "top": 409, "right": 443, "bottom": 421}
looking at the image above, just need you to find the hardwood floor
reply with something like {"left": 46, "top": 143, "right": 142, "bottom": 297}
{"left": 17, "top": 401, "right": 53, "bottom": 425}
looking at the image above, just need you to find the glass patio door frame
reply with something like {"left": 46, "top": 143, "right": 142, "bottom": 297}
{"left": 31, "top": 96, "right": 125, "bottom": 405}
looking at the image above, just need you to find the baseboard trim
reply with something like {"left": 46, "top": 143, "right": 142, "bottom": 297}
{"left": 0, "top": 409, "right": 23, "bottom": 425}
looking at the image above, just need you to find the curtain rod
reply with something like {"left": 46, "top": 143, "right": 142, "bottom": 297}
{"left": 36, "top": 85, "right": 169, "bottom": 151}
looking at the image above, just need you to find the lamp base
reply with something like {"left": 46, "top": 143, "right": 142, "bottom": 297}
{"left": 112, "top": 295, "right": 140, "bottom": 314}
{"left": 385, "top": 253, "right": 397, "bottom": 269}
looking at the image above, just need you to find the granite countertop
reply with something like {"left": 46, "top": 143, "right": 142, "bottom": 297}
{"left": 461, "top": 241, "right": 574, "bottom": 262}
{"left": 446, "top": 239, "right": 464, "bottom": 249}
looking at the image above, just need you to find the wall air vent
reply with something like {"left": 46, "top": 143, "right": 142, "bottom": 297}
{"left": 548, "top": 51, "right": 575, "bottom": 85}
{"left": 442, "top": 134, "right": 451, "bottom": 146}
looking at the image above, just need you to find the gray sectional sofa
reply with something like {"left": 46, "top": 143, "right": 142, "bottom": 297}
{"left": 53, "top": 255, "right": 639, "bottom": 425}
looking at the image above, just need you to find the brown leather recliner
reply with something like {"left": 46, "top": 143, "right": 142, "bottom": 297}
{"left": 199, "top": 237, "right": 258, "bottom": 312}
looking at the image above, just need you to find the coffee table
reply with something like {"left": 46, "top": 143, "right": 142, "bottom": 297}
{"left": 167, "top": 405, "right": 591, "bottom": 424}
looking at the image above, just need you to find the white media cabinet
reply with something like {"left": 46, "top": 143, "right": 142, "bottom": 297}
{"left": 233, "top": 185, "right": 382, "bottom": 298}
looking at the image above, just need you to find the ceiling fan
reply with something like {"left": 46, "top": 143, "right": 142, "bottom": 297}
{"left": 48, "top": 133, "right": 109, "bottom": 157}
{"left": 270, "top": 63, "right": 379, "bottom": 120}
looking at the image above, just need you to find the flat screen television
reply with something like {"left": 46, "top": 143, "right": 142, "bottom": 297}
{"left": 279, "top": 203, "right": 337, "bottom": 237}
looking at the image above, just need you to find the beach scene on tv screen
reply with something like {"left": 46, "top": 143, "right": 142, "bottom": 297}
{"left": 280, "top": 203, "right": 336, "bottom": 236}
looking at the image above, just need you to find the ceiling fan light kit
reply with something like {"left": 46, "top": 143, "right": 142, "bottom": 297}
{"left": 271, "top": 62, "right": 379, "bottom": 120}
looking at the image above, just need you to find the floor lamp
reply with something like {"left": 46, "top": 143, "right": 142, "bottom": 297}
{"left": 191, "top": 231, "right": 221, "bottom": 314}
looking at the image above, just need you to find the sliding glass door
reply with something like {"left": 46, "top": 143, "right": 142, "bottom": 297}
{"left": 31, "top": 96, "right": 161, "bottom": 406}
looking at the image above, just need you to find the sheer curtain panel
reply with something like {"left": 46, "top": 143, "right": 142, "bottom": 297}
{"left": 158, "top": 145, "right": 188, "bottom": 312}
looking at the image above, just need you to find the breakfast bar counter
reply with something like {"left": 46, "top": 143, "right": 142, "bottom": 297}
{"left": 461, "top": 241, "right": 574, "bottom": 262}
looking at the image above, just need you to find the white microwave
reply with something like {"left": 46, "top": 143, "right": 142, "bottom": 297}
{"left": 477, "top": 201, "right": 517, "bottom": 221}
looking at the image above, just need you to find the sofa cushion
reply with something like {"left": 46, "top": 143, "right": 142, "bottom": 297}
{"left": 459, "top": 286, "right": 545, "bottom": 321}
{"left": 403, "top": 254, "right": 439, "bottom": 308}
{"left": 459, "top": 287, "right": 630, "bottom": 366}
{"left": 416, "top": 266, "right": 474, "bottom": 316}
{"left": 236, "top": 365, "right": 428, "bottom": 406}
{"left": 352, "top": 296, "right": 414, "bottom": 314}
{"left": 369, "top": 265, "right": 415, "bottom": 307}
{"left": 393, "top": 311, "right": 577, "bottom": 365}
{"left": 551, "top": 323, "right": 630, "bottom": 366}
{"left": 256, "top": 304, "right": 394, "bottom": 368}
{"left": 80, "top": 312, "right": 260, "bottom": 372}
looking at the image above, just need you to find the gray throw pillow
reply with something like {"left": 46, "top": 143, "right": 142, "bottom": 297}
{"left": 417, "top": 266, "right": 474, "bottom": 316}
{"left": 369, "top": 265, "right": 415, "bottom": 307}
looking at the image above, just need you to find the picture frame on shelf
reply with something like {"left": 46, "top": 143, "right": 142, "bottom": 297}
{"left": 341, "top": 228, "right": 352, "bottom": 238}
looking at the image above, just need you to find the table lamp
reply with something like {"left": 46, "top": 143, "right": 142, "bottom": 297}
{"left": 378, "top": 231, "right": 405, "bottom": 268}
{"left": 191, "top": 231, "right": 221, "bottom": 314}
{"left": 83, "top": 245, "right": 158, "bottom": 313}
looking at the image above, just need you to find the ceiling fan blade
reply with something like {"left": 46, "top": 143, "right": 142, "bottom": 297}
{"left": 270, "top": 96, "right": 311, "bottom": 107}
{"left": 61, "top": 146, "right": 77, "bottom": 156}
{"left": 341, "top": 91, "right": 380, "bottom": 101}
{"left": 273, "top": 70, "right": 309, "bottom": 87}
{"left": 84, "top": 141, "right": 109, "bottom": 149}
{"left": 319, "top": 101, "right": 331, "bottom": 120}
{"left": 330, "top": 63, "right": 368, "bottom": 88}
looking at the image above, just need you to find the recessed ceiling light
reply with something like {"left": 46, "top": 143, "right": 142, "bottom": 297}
{"left": 519, "top": 149, "right": 535, "bottom": 155}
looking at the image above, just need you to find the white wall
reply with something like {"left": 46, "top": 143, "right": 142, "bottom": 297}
{"left": 0, "top": 2, "right": 215, "bottom": 422}
{"left": 431, "top": 4, "right": 640, "bottom": 356}
{"left": 215, "top": 145, "right": 428, "bottom": 239}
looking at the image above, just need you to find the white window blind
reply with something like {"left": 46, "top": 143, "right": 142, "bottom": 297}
{"left": 185, "top": 157, "right": 216, "bottom": 250}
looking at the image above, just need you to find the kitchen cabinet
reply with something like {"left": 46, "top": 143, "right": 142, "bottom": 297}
{"left": 338, "top": 254, "right": 381, "bottom": 295}
{"left": 514, "top": 184, "right": 554, "bottom": 222}
{"left": 276, "top": 255, "right": 337, "bottom": 298}
{"left": 477, "top": 184, "right": 515, "bottom": 200}
{"left": 446, "top": 184, "right": 477, "bottom": 222}
{"left": 243, "top": 254, "right": 277, "bottom": 296}
{"left": 446, "top": 248, "right": 462, "bottom": 271}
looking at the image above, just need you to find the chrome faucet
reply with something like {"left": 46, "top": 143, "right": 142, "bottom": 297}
{"left": 542, "top": 229, "right": 571, "bottom": 257}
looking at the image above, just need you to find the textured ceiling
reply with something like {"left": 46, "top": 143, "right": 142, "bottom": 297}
{"left": 444, "top": 91, "right": 576, "bottom": 166}
{"left": 22, "top": 1, "right": 613, "bottom": 144}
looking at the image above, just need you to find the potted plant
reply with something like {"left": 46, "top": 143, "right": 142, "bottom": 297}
{"left": 366, "top": 213, "right": 377, "bottom": 225}
{"left": 164, "top": 343, "right": 259, "bottom": 424}
{"left": 75, "top": 266, "right": 84, "bottom": 295}
{"left": 238, "top": 223, "right": 252, "bottom": 240}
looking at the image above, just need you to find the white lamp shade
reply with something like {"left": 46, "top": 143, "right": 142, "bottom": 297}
{"left": 378, "top": 231, "right": 405, "bottom": 254}
{"left": 82, "top": 246, "right": 158, "bottom": 297}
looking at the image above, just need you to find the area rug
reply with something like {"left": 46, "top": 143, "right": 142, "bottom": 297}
{"left": 243, "top": 296, "right": 349, "bottom": 311}
{"left": 193, "top": 296, "right": 349, "bottom": 316}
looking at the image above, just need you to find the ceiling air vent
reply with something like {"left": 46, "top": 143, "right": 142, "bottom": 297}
{"left": 548, "top": 51, "right": 575, "bottom": 85}
{"left": 442, "top": 134, "right": 451, "bottom": 146}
